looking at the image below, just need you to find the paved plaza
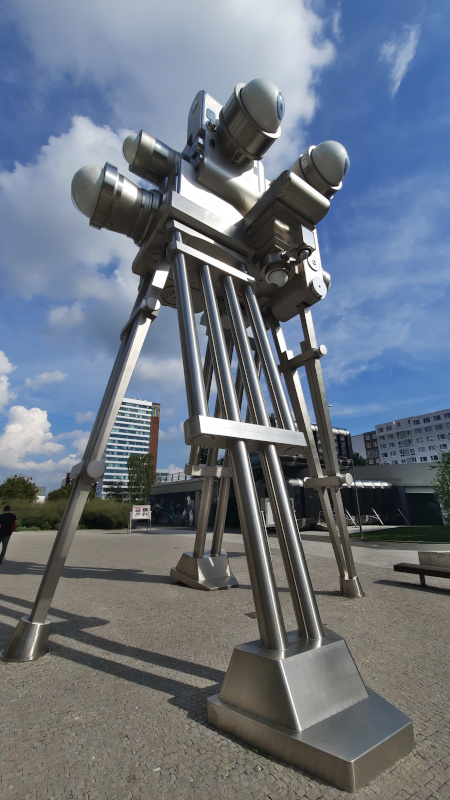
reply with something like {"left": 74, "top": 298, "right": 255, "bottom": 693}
{"left": 0, "top": 526, "right": 449, "bottom": 800}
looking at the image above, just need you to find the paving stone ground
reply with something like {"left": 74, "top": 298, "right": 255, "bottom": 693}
{"left": 0, "top": 527, "right": 449, "bottom": 800}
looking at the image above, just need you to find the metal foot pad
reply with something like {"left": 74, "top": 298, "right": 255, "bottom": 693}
{"left": 0, "top": 615, "right": 51, "bottom": 662}
{"left": 340, "top": 575, "right": 365, "bottom": 598}
{"left": 208, "top": 688, "right": 414, "bottom": 792}
{"left": 207, "top": 631, "right": 414, "bottom": 792}
{"left": 170, "top": 551, "right": 238, "bottom": 590}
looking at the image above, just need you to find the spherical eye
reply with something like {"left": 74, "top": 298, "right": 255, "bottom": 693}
{"left": 277, "top": 92, "right": 285, "bottom": 122}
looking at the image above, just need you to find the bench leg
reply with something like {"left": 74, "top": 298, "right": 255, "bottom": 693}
{"left": 419, "top": 574, "right": 426, "bottom": 587}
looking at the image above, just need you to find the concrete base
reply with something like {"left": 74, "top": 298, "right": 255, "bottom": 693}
{"left": 170, "top": 551, "right": 238, "bottom": 590}
{"left": 207, "top": 630, "right": 414, "bottom": 792}
{"left": 419, "top": 551, "right": 450, "bottom": 568}
{"left": 0, "top": 615, "right": 51, "bottom": 662}
{"left": 340, "top": 575, "right": 365, "bottom": 598}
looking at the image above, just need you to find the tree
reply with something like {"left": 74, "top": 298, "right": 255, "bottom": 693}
{"left": 433, "top": 451, "right": 450, "bottom": 523}
{"left": 198, "top": 446, "right": 209, "bottom": 465}
{"left": 0, "top": 474, "right": 38, "bottom": 501}
{"left": 127, "top": 453, "right": 155, "bottom": 504}
{"left": 105, "top": 481, "right": 127, "bottom": 502}
{"left": 46, "top": 483, "right": 96, "bottom": 501}
{"left": 352, "top": 452, "right": 367, "bottom": 467}
{"left": 47, "top": 484, "right": 73, "bottom": 501}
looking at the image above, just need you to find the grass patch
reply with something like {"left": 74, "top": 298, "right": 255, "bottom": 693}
{"left": 350, "top": 525, "right": 450, "bottom": 543}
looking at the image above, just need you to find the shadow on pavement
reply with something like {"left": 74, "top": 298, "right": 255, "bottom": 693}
{"left": 375, "top": 578, "right": 449, "bottom": 595}
{"left": 0, "top": 592, "right": 224, "bottom": 723}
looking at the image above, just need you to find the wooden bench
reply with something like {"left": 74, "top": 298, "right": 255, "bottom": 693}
{"left": 393, "top": 562, "right": 450, "bottom": 587}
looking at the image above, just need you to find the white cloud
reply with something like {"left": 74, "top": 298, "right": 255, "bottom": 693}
{"left": 134, "top": 356, "right": 185, "bottom": 391}
{"left": 0, "top": 351, "right": 17, "bottom": 412}
{"left": 48, "top": 301, "right": 85, "bottom": 328}
{"left": 159, "top": 422, "right": 185, "bottom": 443}
{"left": 24, "top": 370, "right": 68, "bottom": 389}
{"left": 380, "top": 24, "right": 421, "bottom": 96}
{"left": 0, "top": 406, "right": 64, "bottom": 463}
{"left": 303, "top": 168, "right": 450, "bottom": 386}
{"left": 75, "top": 410, "right": 95, "bottom": 423}
{"left": 4, "top": 0, "right": 335, "bottom": 164}
{"left": 0, "top": 115, "right": 137, "bottom": 302}
{"left": 0, "top": 406, "right": 87, "bottom": 488}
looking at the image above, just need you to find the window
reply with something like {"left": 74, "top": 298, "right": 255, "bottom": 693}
{"left": 413, "top": 420, "right": 420, "bottom": 425}
{"left": 440, "top": 444, "right": 448, "bottom": 450}
{"left": 429, "top": 446, "right": 436, "bottom": 451}
{"left": 390, "top": 451, "right": 397, "bottom": 456}
{"left": 365, "top": 434, "right": 371, "bottom": 440}
{"left": 418, "top": 447, "right": 426, "bottom": 452}
{"left": 386, "top": 426, "right": 392, "bottom": 431}
{"left": 405, "top": 439, "right": 413, "bottom": 445}
{"left": 434, "top": 415, "right": 441, "bottom": 421}
{"left": 379, "top": 435, "right": 386, "bottom": 441}
{"left": 420, "top": 457, "right": 428, "bottom": 462}
{"left": 396, "top": 422, "right": 401, "bottom": 427}
{"left": 431, "top": 455, "right": 438, "bottom": 461}
{"left": 388, "top": 434, "right": 394, "bottom": 439}
{"left": 436, "top": 424, "right": 443, "bottom": 430}
{"left": 437, "top": 434, "right": 446, "bottom": 440}
{"left": 382, "top": 452, "right": 388, "bottom": 458}
{"left": 425, "top": 426, "right": 432, "bottom": 432}
{"left": 401, "top": 459, "right": 407, "bottom": 464}
{"left": 445, "top": 413, "right": 450, "bottom": 419}
{"left": 400, "top": 450, "right": 405, "bottom": 456}
{"left": 417, "top": 437, "right": 424, "bottom": 443}
{"left": 406, "top": 430, "right": 412, "bottom": 436}
{"left": 416, "top": 428, "right": 422, "bottom": 433}
{"left": 392, "top": 460, "right": 398, "bottom": 464}
{"left": 411, "top": 457, "right": 417, "bottom": 462}
{"left": 409, "top": 448, "right": 415, "bottom": 455}
{"left": 423, "top": 417, "right": 430, "bottom": 423}
{"left": 427, "top": 436, "right": 434, "bottom": 442}
{"left": 378, "top": 427, "right": 384, "bottom": 432}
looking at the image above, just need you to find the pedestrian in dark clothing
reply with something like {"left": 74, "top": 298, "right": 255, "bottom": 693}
{"left": 0, "top": 505, "right": 18, "bottom": 564}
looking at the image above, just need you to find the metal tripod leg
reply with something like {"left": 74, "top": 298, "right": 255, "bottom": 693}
{"left": 204, "top": 267, "right": 412, "bottom": 787}
{"left": 298, "top": 305, "right": 363, "bottom": 597}
{"left": 272, "top": 319, "right": 363, "bottom": 598}
{"left": 170, "top": 338, "right": 238, "bottom": 590}
{"left": 1, "top": 267, "right": 170, "bottom": 661}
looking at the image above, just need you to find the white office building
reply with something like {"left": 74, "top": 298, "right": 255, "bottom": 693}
{"left": 375, "top": 408, "right": 450, "bottom": 465}
{"left": 97, "top": 397, "right": 159, "bottom": 499}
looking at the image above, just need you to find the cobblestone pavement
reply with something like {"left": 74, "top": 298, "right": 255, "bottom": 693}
{"left": 0, "top": 528, "right": 449, "bottom": 800}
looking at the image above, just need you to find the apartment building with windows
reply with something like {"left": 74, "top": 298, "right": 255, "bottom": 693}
{"left": 96, "top": 397, "right": 160, "bottom": 499}
{"left": 375, "top": 408, "right": 450, "bottom": 465}
{"left": 351, "top": 431, "right": 380, "bottom": 465}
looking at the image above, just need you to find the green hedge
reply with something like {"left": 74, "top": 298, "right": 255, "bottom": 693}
{"left": 6, "top": 499, "right": 133, "bottom": 530}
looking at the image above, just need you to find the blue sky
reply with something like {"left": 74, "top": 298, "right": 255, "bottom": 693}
{"left": 0, "top": 1, "right": 449, "bottom": 491}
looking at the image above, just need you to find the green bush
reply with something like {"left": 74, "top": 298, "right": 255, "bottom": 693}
{"left": 81, "top": 500, "right": 132, "bottom": 529}
{"left": 6, "top": 498, "right": 132, "bottom": 531}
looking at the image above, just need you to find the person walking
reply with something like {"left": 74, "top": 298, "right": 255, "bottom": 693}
{"left": 0, "top": 505, "right": 18, "bottom": 565}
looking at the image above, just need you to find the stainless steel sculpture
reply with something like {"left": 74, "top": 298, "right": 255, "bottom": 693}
{"left": 1, "top": 79, "right": 414, "bottom": 790}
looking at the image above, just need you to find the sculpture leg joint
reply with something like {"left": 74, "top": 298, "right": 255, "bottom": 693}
{"left": 1, "top": 615, "right": 51, "bottom": 662}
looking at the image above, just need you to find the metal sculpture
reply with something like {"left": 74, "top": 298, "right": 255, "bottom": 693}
{"left": 1, "top": 79, "right": 414, "bottom": 790}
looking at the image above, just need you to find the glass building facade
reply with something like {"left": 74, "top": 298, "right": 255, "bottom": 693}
{"left": 96, "top": 397, "right": 158, "bottom": 499}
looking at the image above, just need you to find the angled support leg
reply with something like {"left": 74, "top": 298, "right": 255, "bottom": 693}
{"left": 1, "top": 267, "right": 170, "bottom": 661}
{"left": 272, "top": 318, "right": 363, "bottom": 598}
{"left": 170, "top": 338, "right": 238, "bottom": 590}
{"left": 298, "top": 305, "right": 363, "bottom": 597}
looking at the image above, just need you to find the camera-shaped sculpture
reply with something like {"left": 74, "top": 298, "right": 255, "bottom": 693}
{"left": 2, "top": 79, "right": 414, "bottom": 791}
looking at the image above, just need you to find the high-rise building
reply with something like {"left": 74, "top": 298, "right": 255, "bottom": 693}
{"left": 351, "top": 431, "right": 380, "bottom": 464}
{"left": 96, "top": 397, "right": 160, "bottom": 499}
{"left": 375, "top": 408, "right": 450, "bottom": 465}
